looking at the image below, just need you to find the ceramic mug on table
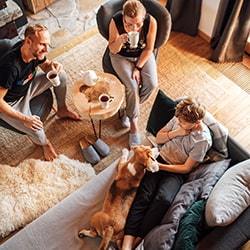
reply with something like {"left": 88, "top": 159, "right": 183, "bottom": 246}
{"left": 99, "top": 94, "right": 114, "bottom": 109}
{"left": 128, "top": 31, "right": 139, "bottom": 48}
{"left": 46, "top": 70, "right": 61, "bottom": 87}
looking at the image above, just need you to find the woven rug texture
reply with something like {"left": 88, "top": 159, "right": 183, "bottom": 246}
{"left": 0, "top": 33, "right": 249, "bottom": 172}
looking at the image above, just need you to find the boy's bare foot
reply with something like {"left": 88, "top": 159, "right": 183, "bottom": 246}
{"left": 56, "top": 106, "right": 82, "bottom": 121}
{"left": 43, "top": 140, "right": 58, "bottom": 161}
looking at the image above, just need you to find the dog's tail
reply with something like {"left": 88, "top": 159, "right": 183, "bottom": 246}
{"left": 99, "top": 225, "right": 114, "bottom": 250}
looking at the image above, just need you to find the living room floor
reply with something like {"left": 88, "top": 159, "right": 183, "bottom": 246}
{"left": 15, "top": 0, "right": 109, "bottom": 48}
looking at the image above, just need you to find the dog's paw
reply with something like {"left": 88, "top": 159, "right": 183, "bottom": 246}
{"left": 122, "top": 148, "right": 129, "bottom": 157}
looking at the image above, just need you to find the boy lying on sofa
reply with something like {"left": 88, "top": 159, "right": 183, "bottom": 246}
{"left": 122, "top": 97, "right": 213, "bottom": 249}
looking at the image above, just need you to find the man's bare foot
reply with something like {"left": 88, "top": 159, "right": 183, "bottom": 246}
{"left": 56, "top": 106, "right": 82, "bottom": 121}
{"left": 43, "top": 140, "right": 58, "bottom": 161}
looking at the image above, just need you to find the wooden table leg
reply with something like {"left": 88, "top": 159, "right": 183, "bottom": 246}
{"left": 89, "top": 119, "right": 102, "bottom": 138}
{"left": 99, "top": 120, "right": 102, "bottom": 138}
{"left": 90, "top": 118, "right": 98, "bottom": 138}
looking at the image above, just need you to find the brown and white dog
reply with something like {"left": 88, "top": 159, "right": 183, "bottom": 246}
{"left": 78, "top": 145, "right": 159, "bottom": 250}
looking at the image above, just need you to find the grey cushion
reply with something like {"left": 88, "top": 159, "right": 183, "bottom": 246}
{"left": 0, "top": 39, "right": 15, "bottom": 55}
{"left": 205, "top": 159, "right": 250, "bottom": 227}
{"left": 187, "top": 159, "right": 231, "bottom": 199}
{"left": 203, "top": 111, "right": 229, "bottom": 161}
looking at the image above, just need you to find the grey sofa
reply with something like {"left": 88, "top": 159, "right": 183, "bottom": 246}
{"left": 0, "top": 91, "right": 249, "bottom": 249}
{"left": 0, "top": 136, "right": 249, "bottom": 250}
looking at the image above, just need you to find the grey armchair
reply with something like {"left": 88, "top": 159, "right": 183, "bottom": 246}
{"left": 0, "top": 39, "right": 53, "bottom": 134}
{"left": 96, "top": 0, "right": 172, "bottom": 75}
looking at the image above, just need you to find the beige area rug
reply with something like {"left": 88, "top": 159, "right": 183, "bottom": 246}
{"left": 0, "top": 33, "right": 249, "bottom": 172}
{"left": 0, "top": 154, "right": 96, "bottom": 237}
{"left": 213, "top": 62, "right": 250, "bottom": 95}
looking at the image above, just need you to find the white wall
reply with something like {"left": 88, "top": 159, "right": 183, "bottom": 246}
{"left": 199, "top": 0, "right": 221, "bottom": 38}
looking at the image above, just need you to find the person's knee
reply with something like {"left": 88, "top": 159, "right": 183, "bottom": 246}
{"left": 154, "top": 195, "right": 173, "bottom": 209}
{"left": 27, "top": 129, "right": 47, "bottom": 145}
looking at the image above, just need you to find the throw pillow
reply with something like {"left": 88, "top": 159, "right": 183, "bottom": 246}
{"left": 146, "top": 89, "right": 177, "bottom": 136}
{"left": 173, "top": 199, "right": 206, "bottom": 250}
{"left": 203, "top": 111, "right": 229, "bottom": 161}
{"left": 205, "top": 159, "right": 250, "bottom": 227}
{"left": 146, "top": 90, "right": 229, "bottom": 162}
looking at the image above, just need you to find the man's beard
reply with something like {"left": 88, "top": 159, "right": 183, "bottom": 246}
{"left": 32, "top": 50, "right": 45, "bottom": 60}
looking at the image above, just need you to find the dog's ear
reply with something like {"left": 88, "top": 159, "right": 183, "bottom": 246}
{"left": 131, "top": 145, "right": 142, "bottom": 154}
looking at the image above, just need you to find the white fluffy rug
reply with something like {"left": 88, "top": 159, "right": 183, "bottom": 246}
{"left": 0, "top": 155, "right": 96, "bottom": 237}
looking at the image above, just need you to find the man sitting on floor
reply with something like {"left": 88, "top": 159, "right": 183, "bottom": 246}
{"left": 0, "top": 23, "right": 82, "bottom": 161}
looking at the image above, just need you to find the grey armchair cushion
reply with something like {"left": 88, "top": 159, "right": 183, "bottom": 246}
{"left": 0, "top": 38, "right": 15, "bottom": 53}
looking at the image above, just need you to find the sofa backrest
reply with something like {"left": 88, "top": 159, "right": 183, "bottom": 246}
{"left": 227, "top": 135, "right": 250, "bottom": 166}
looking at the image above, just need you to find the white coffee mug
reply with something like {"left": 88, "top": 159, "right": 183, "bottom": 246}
{"left": 46, "top": 70, "right": 60, "bottom": 87}
{"left": 82, "top": 70, "right": 99, "bottom": 87}
{"left": 99, "top": 94, "right": 114, "bottom": 109}
{"left": 128, "top": 31, "right": 139, "bottom": 48}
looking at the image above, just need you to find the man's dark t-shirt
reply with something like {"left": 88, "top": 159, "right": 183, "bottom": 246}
{"left": 0, "top": 41, "right": 46, "bottom": 102}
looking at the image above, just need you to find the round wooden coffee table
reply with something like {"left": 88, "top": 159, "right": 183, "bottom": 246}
{"left": 72, "top": 72, "right": 125, "bottom": 137}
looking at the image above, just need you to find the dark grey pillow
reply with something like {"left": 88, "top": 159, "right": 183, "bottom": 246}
{"left": 146, "top": 89, "right": 177, "bottom": 136}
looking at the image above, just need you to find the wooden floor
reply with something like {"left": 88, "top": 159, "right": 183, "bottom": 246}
{"left": 167, "top": 31, "right": 250, "bottom": 151}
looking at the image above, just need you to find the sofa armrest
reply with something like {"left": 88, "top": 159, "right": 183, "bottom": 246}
{"left": 196, "top": 207, "right": 250, "bottom": 250}
{"left": 227, "top": 135, "right": 250, "bottom": 166}
{"left": 0, "top": 159, "right": 119, "bottom": 250}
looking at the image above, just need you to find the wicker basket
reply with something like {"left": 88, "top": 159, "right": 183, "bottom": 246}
{"left": 22, "top": 0, "right": 56, "bottom": 13}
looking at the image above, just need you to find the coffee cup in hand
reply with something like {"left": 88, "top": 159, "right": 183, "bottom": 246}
{"left": 46, "top": 70, "right": 60, "bottom": 87}
{"left": 128, "top": 31, "right": 139, "bottom": 49}
{"left": 99, "top": 94, "right": 114, "bottom": 109}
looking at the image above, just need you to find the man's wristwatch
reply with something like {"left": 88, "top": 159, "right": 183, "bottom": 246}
{"left": 134, "top": 65, "right": 142, "bottom": 71}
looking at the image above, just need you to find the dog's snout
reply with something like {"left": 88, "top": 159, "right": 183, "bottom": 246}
{"left": 78, "top": 233, "right": 84, "bottom": 238}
